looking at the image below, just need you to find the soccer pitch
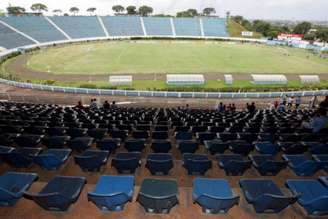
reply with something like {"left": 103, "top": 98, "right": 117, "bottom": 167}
{"left": 26, "top": 40, "right": 328, "bottom": 75}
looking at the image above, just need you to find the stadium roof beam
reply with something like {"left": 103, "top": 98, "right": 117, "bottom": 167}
{"left": 0, "top": 20, "right": 39, "bottom": 44}
{"left": 45, "top": 16, "right": 71, "bottom": 40}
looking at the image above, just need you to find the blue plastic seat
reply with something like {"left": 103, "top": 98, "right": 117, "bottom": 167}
{"left": 137, "top": 178, "right": 178, "bottom": 213}
{"left": 88, "top": 175, "right": 134, "bottom": 211}
{"left": 177, "top": 140, "right": 199, "bottom": 154}
{"left": 319, "top": 176, "right": 328, "bottom": 187}
{"left": 229, "top": 140, "right": 254, "bottom": 155}
{"left": 193, "top": 178, "right": 239, "bottom": 214}
{"left": 278, "top": 142, "right": 307, "bottom": 154}
{"left": 286, "top": 179, "right": 328, "bottom": 216}
{"left": 283, "top": 154, "right": 320, "bottom": 176}
{"left": 196, "top": 132, "right": 216, "bottom": 143}
{"left": 14, "top": 134, "right": 43, "bottom": 147}
{"left": 96, "top": 138, "right": 120, "bottom": 152}
{"left": 151, "top": 140, "right": 172, "bottom": 153}
{"left": 74, "top": 149, "right": 109, "bottom": 171}
{"left": 43, "top": 135, "right": 71, "bottom": 148}
{"left": 204, "top": 140, "right": 229, "bottom": 154}
{"left": 88, "top": 128, "right": 108, "bottom": 140}
{"left": 175, "top": 131, "right": 192, "bottom": 141}
{"left": 183, "top": 153, "right": 212, "bottom": 175}
{"left": 132, "top": 130, "right": 149, "bottom": 139}
{"left": 146, "top": 153, "right": 173, "bottom": 175}
{"left": 313, "top": 155, "right": 328, "bottom": 172}
{"left": 112, "top": 152, "right": 141, "bottom": 174}
{"left": 69, "top": 137, "right": 93, "bottom": 151}
{"left": 34, "top": 149, "right": 71, "bottom": 170}
{"left": 1, "top": 147, "right": 42, "bottom": 168}
{"left": 24, "top": 176, "right": 86, "bottom": 211}
{"left": 125, "top": 139, "right": 146, "bottom": 152}
{"left": 0, "top": 145, "right": 14, "bottom": 153}
{"left": 254, "top": 141, "right": 279, "bottom": 155}
{"left": 217, "top": 154, "right": 251, "bottom": 175}
{"left": 152, "top": 131, "right": 169, "bottom": 140}
{"left": 305, "top": 142, "right": 328, "bottom": 154}
{"left": 0, "top": 171, "right": 38, "bottom": 206}
{"left": 240, "top": 179, "right": 297, "bottom": 213}
{"left": 250, "top": 155, "right": 287, "bottom": 176}
{"left": 110, "top": 130, "right": 128, "bottom": 140}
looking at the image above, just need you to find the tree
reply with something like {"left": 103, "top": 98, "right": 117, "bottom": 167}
{"left": 87, "top": 7, "right": 96, "bottom": 15}
{"left": 203, "top": 7, "right": 216, "bottom": 16}
{"left": 126, "top": 6, "right": 137, "bottom": 15}
{"left": 316, "top": 28, "right": 328, "bottom": 42}
{"left": 232, "top": 15, "right": 243, "bottom": 24}
{"left": 6, "top": 6, "right": 25, "bottom": 15}
{"left": 303, "top": 33, "right": 316, "bottom": 41}
{"left": 176, "top": 9, "right": 198, "bottom": 17}
{"left": 0, "top": 10, "right": 5, "bottom": 17}
{"left": 30, "top": 3, "right": 48, "bottom": 13}
{"left": 138, "top": 5, "right": 153, "bottom": 16}
{"left": 252, "top": 20, "right": 271, "bottom": 36}
{"left": 53, "top": 9, "right": 62, "bottom": 16}
{"left": 112, "top": 5, "right": 125, "bottom": 14}
{"left": 293, "top": 22, "right": 312, "bottom": 34}
{"left": 69, "top": 7, "right": 79, "bottom": 16}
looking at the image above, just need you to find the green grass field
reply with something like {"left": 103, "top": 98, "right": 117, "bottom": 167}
{"left": 26, "top": 40, "right": 328, "bottom": 75}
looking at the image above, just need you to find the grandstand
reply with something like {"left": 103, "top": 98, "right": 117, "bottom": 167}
{"left": 0, "top": 16, "right": 230, "bottom": 49}
{"left": 0, "top": 101, "right": 327, "bottom": 218}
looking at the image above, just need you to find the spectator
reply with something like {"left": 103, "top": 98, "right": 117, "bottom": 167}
{"left": 76, "top": 101, "right": 84, "bottom": 109}
{"left": 103, "top": 100, "right": 110, "bottom": 110}
{"left": 231, "top": 104, "right": 236, "bottom": 112}
{"left": 218, "top": 102, "right": 225, "bottom": 112}
{"left": 295, "top": 96, "right": 301, "bottom": 109}
{"left": 303, "top": 108, "right": 328, "bottom": 133}
{"left": 111, "top": 101, "right": 117, "bottom": 108}
{"left": 90, "top": 98, "right": 98, "bottom": 110}
{"left": 281, "top": 95, "right": 287, "bottom": 105}
{"left": 319, "top": 96, "right": 328, "bottom": 109}
{"left": 248, "top": 102, "right": 256, "bottom": 112}
{"left": 287, "top": 96, "right": 293, "bottom": 108}
{"left": 274, "top": 101, "right": 279, "bottom": 109}
{"left": 278, "top": 103, "right": 286, "bottom": 112}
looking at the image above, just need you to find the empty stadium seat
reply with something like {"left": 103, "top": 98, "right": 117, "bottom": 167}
{"left": 254, "top": 141, "right": 279, "bottom": 155}
{"left": 68, "top": 137, "right": 93, "bottom": 151}
{"left": 286, "top": 179, "right": 328, "bottom": 216}
{"left": 0, "top": 172, "right": 37, "bottom": 206}
{"left": 183, "top": 153, "right": 212, "bottom": 175}
{"left": 204, "top": 140, "right": 229, "bottom": 154}
{"left": 146, "top": 153, "right": 173, "bottom": 175}
{"left": 313, "top": 155, "right": 328, "bottom": 172}
{"left": 88, "top": 175, "right": 134, "bottom": 211}
{"left": 74, "top": 149, "right": 109, "bottom": 171}
{"left": 125, "top": 139, "right": 146, "bottom": 152}
{"left": 240, "top": 179, "right": 297, "bottom": 213}
{"left": 111, "top": 152, "right": 141, "bottom": 173}
{"left": 217, "top": 154, "right": 251, "bottom": 176}
{"left": 137, "top": 178, "right": 178, "bottom": 213}
{"left": 250, "top": 155, "right": 287, "bottom": 176}
{"left": 177, "top": 140, "right": 199, "bottom": 154}
{"left": 193, "top": 178, "right": 239, "bottom": 214}
{"left": 24, "top": 176, "right": 86, "bottom": 211}
{"left": 283, "top": 154, "right": 320, "bottom": 176}
{"left": 151, "top": 140, "right": 172, "bottom": 153}
{"left": 1, "top": 147, "right": 42, "bottom": 168}
{"left": 96, "top": 138, "right": 120, "bottom": 152}
{"left": 34, "top": 149, "right": 71, "bottom": 170}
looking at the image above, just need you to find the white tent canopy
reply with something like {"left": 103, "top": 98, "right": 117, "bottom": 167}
{"left": 109, "top": 75, "right": 133, "bottom": 86}
{"left": 167, "top": 74, "right": 205, "bottom": 86}
{"left": 224, "top": 74, "right": 233, "bottom": 85}
{"left": 299, "top": 75, "right": 320, "bottom": 84}
{"left": 251, "top": 74, "right": 288, "bottom": 85}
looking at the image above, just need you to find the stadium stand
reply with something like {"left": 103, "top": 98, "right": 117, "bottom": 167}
{"left": 173, "top": 17, "right": 202, "bottom": 36}
{"left": 49, "top": 16, "right": 106, "bottom": 39}
{"left": 0, "top": 101, "right": 328, "bottom": 216}
{"left": 202, "top": 17, "right": 229, "bottom": 37}
{"left": 101, "top": 16, "right": 144, "bottom": 36}
{"left": 143, "top": 17, "right": 173, "bottom": 36}
{"left": 0, "top": 22, "right": 35, "bottom": 49}
{"left": 0, "top": 16, "right": 66, "bottom": 43}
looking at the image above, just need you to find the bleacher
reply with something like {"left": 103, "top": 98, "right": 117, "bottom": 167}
{"left": 101, "top": 16, "right": 144, "bottom": 36}
{"left": 0, "top": 22, "right": 34, "bottom": 49}
{"left": 49, "top": 16, "right": 106, "bottom": 39}
{"left": 0, "top": 101, "right": 327, "bottom": 217}
{"left": 173, "top": 17, "right": 202, "bottom": 36}
{"left": 143, "top": 17, "right": 173, "bottom": 36}
{"left": 0, "top": 16, "right": 66, "bottom": 43}
{"left": 202, "top": 17, "right": 229, "bottom": 37}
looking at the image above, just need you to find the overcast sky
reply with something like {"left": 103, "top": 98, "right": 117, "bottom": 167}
{"left": 0, "top": 0, "right": 327, "bottom": 21}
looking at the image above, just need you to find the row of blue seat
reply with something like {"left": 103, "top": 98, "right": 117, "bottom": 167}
{"left": 1, "top": 146, "right": 327, "bottom": 176}
{"left": 1, "top": 171, "right": 327, "bottom": 215}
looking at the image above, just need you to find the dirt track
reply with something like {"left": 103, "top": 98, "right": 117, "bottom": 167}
{"left": 6, "top": 53, "right": 325, "bottom": 82}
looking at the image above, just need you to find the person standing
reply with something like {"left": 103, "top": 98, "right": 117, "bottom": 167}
{"left": 295, "top": 96, "right": 301, "bottom": 109}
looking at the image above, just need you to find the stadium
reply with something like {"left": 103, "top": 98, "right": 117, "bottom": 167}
{"left": 0, "top": 1, "right": 328, "bottom": 219}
